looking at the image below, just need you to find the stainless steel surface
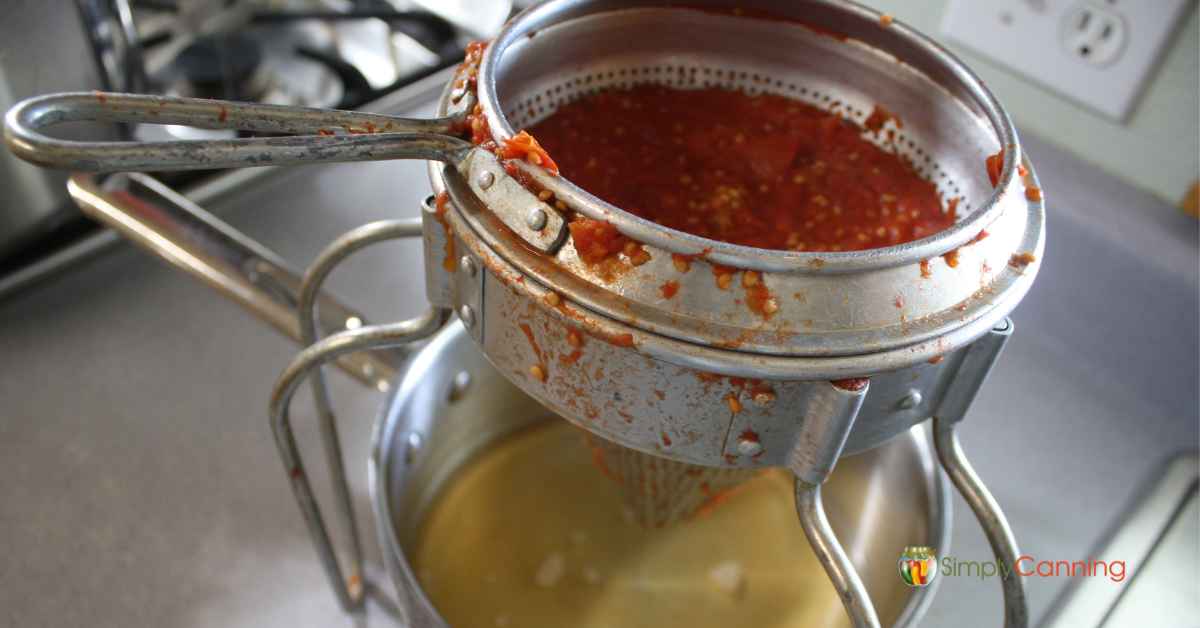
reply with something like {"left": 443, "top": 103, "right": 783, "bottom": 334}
{"left": 0, "top": 114, "right": 1193, "bottom": 626}
{"left": 1041, "top": 453, "right": 1200, "bottom": 627}
{"left": 369, "top": 322, "right": 951, "bottom": 628}
{"left": 432, "top": 163, "right": 1029, "bottom": 465}
{"left": 796, "top": 480, "right": 883, "bottom": 628}
{"left": 270, "top": 307, "right": 448, "bottom": 611}
{"left": 0, "top": 0, "right": 118, "bottom": 260}
{"left": 934, "top": 416, "right": 1029, "bottom": 628}
{"left": 296, "top": 219, "right": 428, "bottom": 612}
{"left": 68, "top": 171, "right": 400, "bottom": 387}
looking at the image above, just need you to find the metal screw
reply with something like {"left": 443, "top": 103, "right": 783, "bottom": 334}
{"left": 345, "top": 316, "right": 363, "bottom": 330}
{"left": 525, "top": 207, "right": 548, "bottom": 231}
{"left": 459, "top": 304, "right": 475, "bottom": 328}
{"left": 448, "top": 371, "right": 472, "bottom": 403}
{"left": 737, "top": 437, "right": 763, "bottom": 456}
{"left": 460, "top": 256, "right": 477, "bottom": 277}
{"left": 898, "top": 389, "right": 923, "bottom": 410}
{"left": 477, "top": 170, "right": 494, "bottom": 189}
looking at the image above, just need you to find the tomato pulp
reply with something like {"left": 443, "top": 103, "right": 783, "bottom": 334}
{"left": 528, "top": 86, "right": 955, "bottom": 253}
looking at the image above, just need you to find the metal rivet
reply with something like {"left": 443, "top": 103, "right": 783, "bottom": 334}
{"left": 898, "top": 389, "right": 923, "bottom": 410}
{"left": 459, "top": 304, "right": 475, "bottom": 328}
{"left": 737, "top": 437, "right": 763, "bottom": 456}
{"left": 405, "top": 432, "right": 423, "bottom": 464}
{"left": 448, "top": 371, "right": 472, "bottom": 402}
{"left": 525, "top": 207, "right": 548, "bottom": 231}
{"left": 460, "top": 256, "right": 477, "bottom": 277}
{"left": 477, "top": 170, "right": 494, "bottom": 189}
{"left": 345, "top": 316, "right": 363, "bottom": 330}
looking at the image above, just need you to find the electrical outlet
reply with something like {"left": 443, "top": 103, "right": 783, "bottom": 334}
{"left": 941, "top": 0, "right": 1190, "bottom": 120}
{"left": 1061, "top": 3, "right": 1127, "bottom": 67}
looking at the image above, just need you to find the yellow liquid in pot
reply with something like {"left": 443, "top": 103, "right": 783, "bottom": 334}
{"left": 413, "top": 420, "right": 851, "bottom": 628}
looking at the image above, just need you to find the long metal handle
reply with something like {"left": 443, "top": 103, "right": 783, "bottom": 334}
{"left": 271, "top": 309, "right": 449, "bottom": 611}
{"left": 296, "top": 219, "right": 427, "bottom": 613}
{"left": 934, "top": 419, "right": 1029, "bottom": 628}
{"left": 67, "top": 172, "right": 401, "bottom": 388}
{"left": 5, "top": 91, "right": 471, "bottom": 172}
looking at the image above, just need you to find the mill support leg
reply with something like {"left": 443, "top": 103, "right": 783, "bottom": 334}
{"left": 790, "top": 380, "right": 880, "bottom": 628}
{"left": 933, "top": 318, "right": 1028, "bottom": 628}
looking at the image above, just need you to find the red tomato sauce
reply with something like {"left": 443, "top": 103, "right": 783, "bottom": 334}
{"left": 527, "top": 85, "right": 955, "bottom": 252}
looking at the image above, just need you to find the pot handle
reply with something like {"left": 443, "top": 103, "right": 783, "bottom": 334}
{"left": 67, "top": 172, "right": 402, "bottom": 388}
{"left": 7, "top": 92, "right": 472, "bottom": 172}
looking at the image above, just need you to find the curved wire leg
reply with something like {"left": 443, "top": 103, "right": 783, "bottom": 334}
{"left": 795, "top": 480, "right": 882, "bottom": 628}
{"left": 272, "top": 309, "right": 447, "bottom": 610}
{"left": 933, "top": 417, "right": 1029, "bottom": 628}
{"left": 294, "top": 219, "right": 424, "bottom": 610}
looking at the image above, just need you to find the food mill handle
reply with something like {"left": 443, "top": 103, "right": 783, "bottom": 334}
{"left": 5, "top": 91, "right": 472, "bottom": 172}
{"left": 67, "top": 172, "right": 401, "bottom": 388}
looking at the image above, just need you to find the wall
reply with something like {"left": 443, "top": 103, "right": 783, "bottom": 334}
{"left": 859, "top": 0, "right": 1199, "bottom": 207}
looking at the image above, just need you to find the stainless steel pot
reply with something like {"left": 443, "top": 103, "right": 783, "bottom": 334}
{"left": 370, "top": 321, "right": 952, "bottom": 627}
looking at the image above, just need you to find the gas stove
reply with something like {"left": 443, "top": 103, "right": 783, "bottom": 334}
{"left": 0, "top": 0, "right": 511, "bottom": 295}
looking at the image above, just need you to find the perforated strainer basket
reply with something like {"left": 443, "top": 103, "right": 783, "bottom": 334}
{"left": 6, "top": 1, "right": 1044, "bottom": 627}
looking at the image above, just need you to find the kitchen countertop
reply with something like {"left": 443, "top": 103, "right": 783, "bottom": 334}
{"left": 1, "top": 72, "right": 1196, "bottom": 628}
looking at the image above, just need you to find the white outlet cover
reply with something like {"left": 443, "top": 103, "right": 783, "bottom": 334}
{"left": 941, "top": 0, "right": 1189, "bottom": 120}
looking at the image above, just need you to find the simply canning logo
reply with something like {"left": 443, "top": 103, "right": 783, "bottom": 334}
{"left": 898, "top": 546, "right": 938, "bottom": 587}
{"left": 898, "top": 547, "right": 1128, "bottom": 585}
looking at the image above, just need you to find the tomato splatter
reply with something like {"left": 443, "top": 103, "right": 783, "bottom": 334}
{"left": 499, "top": 130, "right": 560, "bottom": 175}
{"left": 433, "top": 192, "right": 457, "bottom": 272}
{"left": 986, "top": 148, "right": 1005, "bottom": 188}
{"left": 660, "top": 280, "right": 680, "bottom": 299}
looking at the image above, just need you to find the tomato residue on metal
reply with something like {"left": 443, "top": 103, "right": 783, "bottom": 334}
{"left": 528, "top": 85, "right": 955, "bottom": 253}
{"left": 518, "top": 322, "right": 547, "bottom": 379}
{"left": 569, "top": 218, "right": 627, "bottom": 265}
{"left": 863, "top": 104, "right": 901, "bottom": 134}
{"left": 1009, "top": 252, "right": 1037, "bottom": 269}
{"left": 660, "top": 280, "right": 680, "bottom": 299}
{"left": 831, "top": 378, "right": 869, "bottom": 391}
{"left": 499, "top": 131, "right": 560, "bottom": 175}
{"left": 433, "top": 192, "right": 457, "bottom": 272}
{"left": 919, "top": 259, "right": 932, "bottom": 278}
{"left": 942, "top": 249, "right": 960, "bottom": 268}
{"left": 1025, "top": 185, "right": 1043, "bottom": 202}
{"left": 741, "top": 271, "right": 778, "bottom": 319}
